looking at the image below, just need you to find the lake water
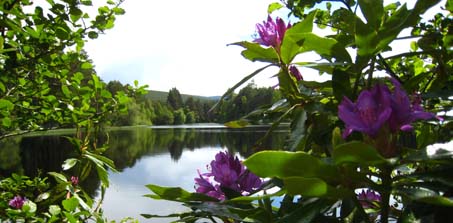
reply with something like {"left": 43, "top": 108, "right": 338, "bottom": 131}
{"left": 0, "top": 124, "right": 289, "bottom": 222}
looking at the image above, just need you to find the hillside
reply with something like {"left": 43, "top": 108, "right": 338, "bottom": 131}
{"left": 144, "top": 90, "right": 220, "bottom": 102}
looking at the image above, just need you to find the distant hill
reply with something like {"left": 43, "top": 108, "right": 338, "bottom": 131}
{"left": 144, "top": 90, "right": 220, "bottom": 102}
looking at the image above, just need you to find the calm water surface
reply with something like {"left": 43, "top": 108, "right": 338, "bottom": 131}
{"left": 0, "top": 124, "right": 288, "bottom": 222}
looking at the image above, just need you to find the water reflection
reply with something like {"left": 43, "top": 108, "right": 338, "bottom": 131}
{"left": 0, "top": 125, "right": 288, "bottom": 222}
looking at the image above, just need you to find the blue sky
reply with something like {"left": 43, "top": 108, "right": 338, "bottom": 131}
{"left": 84, "top": 0, "right": 446, "bottom": 96}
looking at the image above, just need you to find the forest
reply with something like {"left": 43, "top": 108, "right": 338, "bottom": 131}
{"left": 104, "top": 81, "right": 281, "bottom": 126}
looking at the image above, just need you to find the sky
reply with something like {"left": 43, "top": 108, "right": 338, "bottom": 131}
{"left": 84, "top": 0, "right": 286, "bottom": 96}
{"left": 84, "top": 0, "right": 447, "bottom": 97}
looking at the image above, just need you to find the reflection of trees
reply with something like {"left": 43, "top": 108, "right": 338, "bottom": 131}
{"left": 0, "top": 137, "right": 23, "bottom": 177}
{"left": 19, "top": 136, "right": 75, "bottom": 177}
{"left": 0, "top": 127, "right": 288, "bottom": 195}
{"left": 103, "top": 127, "right": 288, "bottom": 164}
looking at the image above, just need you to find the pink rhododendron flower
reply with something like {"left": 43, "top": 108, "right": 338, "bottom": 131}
{"left": 71, "top": 176, "right": 79, "bottom": 186}
{"left": 254, "top": 15, "right": 291, "bottom": 50}
{"left": 9, "top": 195, "right": 26, "bottom": 209}
{"left": 289, "top": 65, "right": 303, "bottom": 81}
{"left": 194, "top": 151, "right": 262, "bottom": 200}
{"left": 339, "top": 79, "right": 436, "bottom": 138}
{"left": 388, "top": 78, "right": 436, "bottom": 132}
{"left": 357, "top": 189, "right": 381, "bottom": 209}
{"left": 338, "top": 83, "right": 392, "bottom": 138}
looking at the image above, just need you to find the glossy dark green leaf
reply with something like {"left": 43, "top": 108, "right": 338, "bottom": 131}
{"left": 355, "top": 17, "right": 378, "bottom": 57}
{"left": 62, "top": 197, "right": 79, "bottom": 212}
{"left": 358, "top": 0, "right": 383, "bottom": 29}
{"left": 280, "top": 10, "right": 317, "bottom": 64}
{"left": 284, "top": 177, "right": 351, "bottom": 198}
{"left": 287, "top": 108, "right": 307, "bottom": 151}
{"left": 62, "top": 158, "right": 78, "bottom": 170}
{"left": 333, "top": 141, "right": 386, "bottom": 165}
{"left": 88, "top": 31, "right": 98, "bottom": 39}
{"left": 244, "top": 151, "right": 338, "bottom": 181}
{"left": 144, "top": 184, "right": 218, "bottom": 202}
{"left": 417, "top": 196, "right": 453, "bottom": 206}
{"left": 447, "top": 0, "right": 453, "bottom": 11}
{"left": 48, "top": 172, "right": 67, "bottom": 183}
{"left": 230, "top": 41, "right": 279, "bottom": 63}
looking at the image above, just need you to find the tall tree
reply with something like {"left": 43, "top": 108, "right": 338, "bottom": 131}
{"left": 0, "top": 0, "right": 141, "bottom": 139}
{"left": 167, "top": 87, "right": 183, "bottom": 110}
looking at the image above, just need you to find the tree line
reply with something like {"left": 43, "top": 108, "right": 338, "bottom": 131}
{"left": 105, "top": 80, "right": 282, "bottom": 126}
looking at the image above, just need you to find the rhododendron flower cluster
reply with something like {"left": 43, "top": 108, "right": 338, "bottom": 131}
{"left": 9, "top": 195, "right": 26, "bottom": 209}
{"left": 357, "top": 189, "right": 381, "bottom": 209}
{"left": 194, "top": 151, "right": 262, "bottom": 200}
{"left": 254, "top": 15, "right": 291, "bottom": 51}
{"left": 338, "top": 79, "right": 435, "bottom": 138}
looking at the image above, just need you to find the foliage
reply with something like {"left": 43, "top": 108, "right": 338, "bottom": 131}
{"left": 167, "top": 87, "right": 184, "bottom": 110}
{"left": 0, "top": 0, "right": 145, "bottom": 221}
{"left": 143, "top": 0, "right": 453, "bottom": 222}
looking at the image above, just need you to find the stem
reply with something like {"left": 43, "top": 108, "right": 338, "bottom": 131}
{"left": 380, "top": 166, "right": 392, "bottom": 223}
{"left": 377, "top": 54, "right": 403, "bottom": 83}
{"left": 367, "top": 57, "right": 375, "bottom": 88}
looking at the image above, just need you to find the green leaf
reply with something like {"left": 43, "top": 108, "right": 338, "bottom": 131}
{"left": 62, "top": 158, "right": 78, "bottom": 170}
{"left": 284, "top": 177, "right": 350, "bottom": 198}
{"left": 287, "top": 108, "right": 307, "bottom": 151}
{"left": 96, "top": 165, "right": 109, "bottom": 187}
{"left": 332, "top": 68, "right": 352, "bottom": 101}
{"left": 88, "top": 31, "right": 98, "bottom": 39}
{"left": 112, "top": 7, "right": 125, "bottom": 15}
{"left": 48, "top": 172, "right": 67, "bottom": 183}
{"left": 280, "top": 10, "right": 317, "bottom": 64}
{"left": 358, "top": 0, "right": 383, "bottom": 29}
{"left": 333, "top": 141, "right": 386, "bottom": 166}
{"left": 285, "top": 177, "right": 328, "bottom": 196}
{"left": 0, "top": 99, "right": 14, "bottom": 110}
{"left": 49, "top": 205, "right": 61, "bottom": 216}
{"left": 447, "top": 0, "right": 453, "bottom": 11}
{"left": 417, "top": 196, "right": 453, "bottom": 206}
{"left": 230, "top": 41, "right": 279, "bottom": 63}
{"left": 244, "top": 151, "right": 338, "bottom": 181}
{"left": 62, "top": 197, "right": 79, "bottom": 212}
{"left": 81, "top": 0, "right": 92, "bottom": 6}
{"left": 22, "top": 201, "right": 37, "bottom": 213}
{"left": 268, "top": 2, "right": 283, "bottom": 14}
{"left": 144, "top": 184, "right": 218, "bottom": 202}
{"left": 55, "top": 27, "right": 69, "bottom": 40}
{"left": 35, "top": 192, "right": 50, "bottom": 202}
{"left": 81, "top": 62, "right": 92, "bottom": 69}
{"left": 61, "top": 85, "right": 71, "bottom": 98}
{"left": 284, "top": 32, "right": 351, "bottom": 63}
{"left": 278, "top": 69, "right": 303, "bottom": 104}
{"left": 355, "top": 17, "right": 378, "bottom": 58}
{"left": 0, "top": 81, "right": 5, "bottom": 93}
{"left": 2, "top": 117, "right": 11, "bottom": 128}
